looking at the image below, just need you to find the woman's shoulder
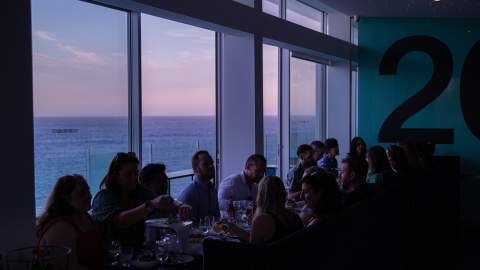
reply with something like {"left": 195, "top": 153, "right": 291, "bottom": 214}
{"left": 253, "top": 213, "right": 275, "bottom": 227}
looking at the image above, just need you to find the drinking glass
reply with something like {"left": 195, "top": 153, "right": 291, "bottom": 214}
{"left": 234, "top": 201, "right": 248, "bottom": 225}
{"left": 200, "top": 217, "right": 210, "bottom": 234}
{"left": 158, "top": 234, "right": 182, "bottom": 254}
{"left": 108, "top": 240, "right": 121, "bottom": 265}
{"left": 119, "top": 246, "right": 133, "bottom": 267}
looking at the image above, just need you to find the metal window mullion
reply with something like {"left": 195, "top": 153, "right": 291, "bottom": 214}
{"left": 280, "top": 48, "right": 290, "bottom": 180}
{"left": 280, "top": 0, "right": 287, "bottom": 19}
{"left": 278, "top": 0, "right": 288, "bottom": 179}
{"left": 316, "top": 64, "right": 327, "bottom": 141}
{"left": 254, "top": 0, "right": 264, "bottom": 156}
{"left": 215, "top": 32, "right": 223, "bottom": 187}
{"left": 128, "top": 12, "right": 142, "bottom": 163}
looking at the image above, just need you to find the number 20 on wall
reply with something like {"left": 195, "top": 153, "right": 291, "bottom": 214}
{"left": 377, "top": 36, "right": 480, "bottom": 144}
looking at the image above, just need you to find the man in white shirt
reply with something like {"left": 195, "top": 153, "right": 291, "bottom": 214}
{"left": 218, "top": 154, "right": 267, "bottom": 210}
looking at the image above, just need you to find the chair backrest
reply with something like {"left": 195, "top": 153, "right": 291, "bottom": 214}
{"left": 269, "top": 186, "right": 402, "bottom": 270}
{"left": 203, "top": 239, "right": 272, "bottom": 270}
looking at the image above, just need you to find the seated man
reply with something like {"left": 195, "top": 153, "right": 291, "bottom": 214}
{"left": 218, "top": 154, "right": 267, "bottom": 210}
{"left": 319, "top": 138, "right": 340, "bottom": 176}
{"left": 339, "top": 156, "right": 371, "bottom": 207}
{"left": 178, "top": 150, "right": 220, "bottom": 221}
{"left": 139, "top": 163, "right": 168, "bottom": 196}
{"left": 311, "top": 140, "right": 325, "bottom": 163}
{"left": 286, "top": 144, "right": 316, "bottom": 201}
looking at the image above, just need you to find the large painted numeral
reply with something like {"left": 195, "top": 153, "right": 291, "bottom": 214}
{"left": 378, "top": 36, "right": 454, "bottom": 144}
{"left": 460, "top": 40, "right": 480, "bottom": 140}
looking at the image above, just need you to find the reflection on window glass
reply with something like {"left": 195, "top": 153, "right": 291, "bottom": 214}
{"left": 263, "top": 44, "right": 279, "bottom": 176}
{"left": 141, "top": 14, "right": 216, "bottom": 198}
{"left": 286, "top": 0, "right": 324, "bottom": 32}
{"left": 31, "top": 0, "right": 128, "bottom": 215}
{"left": 263, "top": 0, "right": 280, "bottom": 17}
{"left": 290, "top": 57, "right": 322, "bottom": 167}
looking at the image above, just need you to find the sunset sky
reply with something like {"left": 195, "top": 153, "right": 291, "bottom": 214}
{"left": 32, "top": 0, "right": 319, "bottom": 117}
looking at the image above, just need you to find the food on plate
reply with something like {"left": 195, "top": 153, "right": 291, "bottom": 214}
{"left": 212, "top": 221, "right": 224, "bottom": 233}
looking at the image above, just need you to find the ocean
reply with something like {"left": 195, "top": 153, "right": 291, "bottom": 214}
{"left": 34, "top": 116, "right": 314, "bottom": 215}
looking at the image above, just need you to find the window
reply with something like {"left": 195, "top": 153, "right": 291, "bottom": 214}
{"left": 31, "top": 0, "right": 128, "bottom": 215}
{"left": 141, "top": 14, "right": 216, "bottom": 198}
{"left": 286, "top": 0, "right": 324, "bottom": 32}
{"left": 289, "top": 56, "right": 324, "bottom": 167}
{"left": 263, "top": 0, "right": 280, "bottom": 17}
{"left": 263, "top": 44, "right": 280, "bottom": 176}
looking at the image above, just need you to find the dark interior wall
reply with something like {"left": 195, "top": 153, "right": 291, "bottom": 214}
{"left": 1, "top": 0, "right": 36, "bottom": 253}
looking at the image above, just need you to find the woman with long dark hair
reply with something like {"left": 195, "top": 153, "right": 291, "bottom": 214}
{"left": 366, "top": 145, "right": 392, "bottom": 184}
{"left": 91, "top": 152, "right": 190, "bottom": 248}
{"left": 348, "top": 137, "right": 369, "bottom": 183}
{"left": 349, "top": 137, "right": 367, "bottom": 160}
{"left": 301, "top": 169, "right": 342, "bottom": 226}
{"left": 37, "top": 175, "right": 103, "bottom": 270}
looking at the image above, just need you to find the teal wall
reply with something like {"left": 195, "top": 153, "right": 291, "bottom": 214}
{"left": 358, "top": 18, "right": 480, "bottom": 223}
{"left": 358, "top": 18, "right": 480, "bottom": 175}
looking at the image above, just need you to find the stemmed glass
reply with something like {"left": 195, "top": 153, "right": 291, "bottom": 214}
{"left": 108, "top": 240, "right": 121, "bottom": 266}
{"left": 156, "top": 233, "right": 181, "bottom": 264}
{"left": 233, "top": 201, "right": 248, "bottom": 226}
{"left": 119, "top": 246, "right": 133, "bottom": 267}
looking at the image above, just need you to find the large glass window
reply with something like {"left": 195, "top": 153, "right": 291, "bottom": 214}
{"left": 286, "top": 0, "right": 324, "bottom": 32}
{"left": 263, "top": 44, "right": 280, "bottom": 176}
{"left": 31, "top": 0, "right": 128, "bottom": 215}
{"left": 141, "top": 15, "right": 216, "bottom": 198}
{"left": 263, "top": 0, "right": 280, "bottom": 17}
{"left": 289, "top": 56, "right": 324, "bottom": 167}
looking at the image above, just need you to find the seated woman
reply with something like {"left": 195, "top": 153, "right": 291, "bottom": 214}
{"left": 387, "top": 145, "right": 411, "bottom": 177}
{"left": 139, "top": 163, "right": 168, "bottom": 196}
{"left": 366, "top": 145, "right": 392, "bottom": 184}
{"left": 226, "top": 176, "right": 303, "bottom": 244}
{"left": 91, "top": 152, "right": 191, "bottom": 248}
{"left": 347, "top": 137, "right": 369, "bottom": 180}
{"left": 300, "top": 169, "right": 342, "bottom": 226}
{"left": 37, "top": 175, "right": 103, "bottom": 270}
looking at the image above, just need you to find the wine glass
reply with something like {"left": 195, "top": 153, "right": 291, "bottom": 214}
{"left": 108, "top": 240, "right": 121, "bottom": 265}
{"left": 119, "top": 246, "right": 133, "bottom": 267}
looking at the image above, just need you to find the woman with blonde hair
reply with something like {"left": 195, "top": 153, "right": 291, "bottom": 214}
{"left": 226, "top": 176, "right": 303, "bottom": 243}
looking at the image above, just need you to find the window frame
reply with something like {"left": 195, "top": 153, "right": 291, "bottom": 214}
{"left": 74, "top": 0, "right": 355, "bottom": 184}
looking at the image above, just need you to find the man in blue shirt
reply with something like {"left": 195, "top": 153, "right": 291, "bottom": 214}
{"left": 218, "top": 154, "right": 267, "bottom": 210}
{"left": 178, "top": 150, "right": 220, "bottom": 221}
{"left": 319, "top": 138, "right": 340, "bottom": 176}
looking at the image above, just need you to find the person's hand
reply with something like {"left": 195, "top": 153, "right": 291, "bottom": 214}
{"left": 178, "top": 203, "right": 192, "bottom": 219}
{"left": 223, "top": 221, "right": 241, "bottom": 236}
{"left": 151, "top": 195, "right": 175, "bottom": 211}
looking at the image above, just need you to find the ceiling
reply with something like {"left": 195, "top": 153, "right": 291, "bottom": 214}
{"left": 314, "top": 0, "right": 480, "bottom": 17}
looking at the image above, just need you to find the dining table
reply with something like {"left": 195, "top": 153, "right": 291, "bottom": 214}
{"left": 106, "top": 217, "right": 250, "bottom": 270}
